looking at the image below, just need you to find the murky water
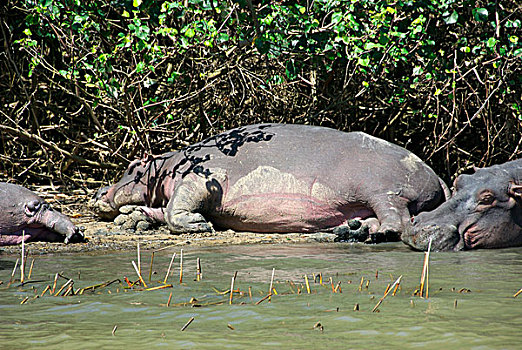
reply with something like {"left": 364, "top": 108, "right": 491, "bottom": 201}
{"left": 1, "top": 242, "right": 521, "bottom": 349}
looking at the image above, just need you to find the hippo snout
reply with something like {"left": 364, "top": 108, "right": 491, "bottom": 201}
{"left": 64, "top": 226, "right": 85, "bottom": 244}
{"left": 404, "top": 218, "right": 462, "bottom": 251}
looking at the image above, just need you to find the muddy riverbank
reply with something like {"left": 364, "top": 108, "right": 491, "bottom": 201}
{"left": 0, "top": 200, "right": 337, "bottom": 254}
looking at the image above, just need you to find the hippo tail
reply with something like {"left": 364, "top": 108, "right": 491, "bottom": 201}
{"left": 439, "top": 177, "right": 451, "bottom": 200}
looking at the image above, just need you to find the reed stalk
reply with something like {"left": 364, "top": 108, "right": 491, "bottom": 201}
{"left": 229, "top": 271, "right": 238, "bottom": 304}
{"left": 132, "top": 260, "right": 148, "bottom": 288}
{"left": 179, "top": 249, "right": 183, "bottom": 284}
{"left": 372, "top": 275, "right": 402, "bottom": 312}
{"left": 164, "top": 252, "right": 176, "bottom": 284}
{"left": 180, "top": 317, "right": 194, "bottom": 331}
{"left": 167, "top": 292, "right": 173, "bottom": 307}
{"left": 137, "top": 242, "right": 141, "bottom": 275}
{"left": 21, "top": 231, "right": 25, "bottom": 283}
{"left": 268, "top": 268, "right": 275, "bottom": 301}
{"left": 255, "top": 293, "right": 272, "bottom": 305}
{"left": 304, "top": 275, "right": 311, "bottom": 294}
{"left": 8, "top": 258, "right": 19, "bottom": 286}
{"left": 196, "top": 257, "right": 202, "bottom": 281}
{"left": 54, "top": 279, "right": 73, "bottom": 296}
{"left": 40, "top": 285, "right": 50, "bottom": 297}
{"left": 148, "top": 252, "right": 155, "bottom": 282}
{"left": 145, "top": 284, "right": 173, "bottom": 291}
{"left": 513, "top": 288, "right": 522, "bottom": 298}
{"left": 52, "top": 273, "right": 59, "bottom": 293}
{"left": 27, "top": 259, "right": 35, "bottom": 280}
{"left": 419, "top": 237, "right": 433, "bottom": 298}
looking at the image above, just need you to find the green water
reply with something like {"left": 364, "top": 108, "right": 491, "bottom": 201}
{"left": 1, "top": 242, "right": 521, "bottom": 349}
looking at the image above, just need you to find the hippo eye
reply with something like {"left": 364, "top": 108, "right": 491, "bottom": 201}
{"left": 478, "top": 192, "right": 495, "bottom": 205}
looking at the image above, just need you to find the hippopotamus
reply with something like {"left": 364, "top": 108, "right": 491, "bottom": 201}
{"left": 403, "top": 159, "right": 522, "bottom": 251}
{"left": 0, "top": 182, "right": 84, "bottom": 246}
{"left": 92, "top": 123, "right": 449, "bottom": 242}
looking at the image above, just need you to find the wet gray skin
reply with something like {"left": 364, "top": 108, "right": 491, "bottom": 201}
{"left": 403, "top": 159, "right": 522, "bottom": 251}
{"left": 0, "top": 182, "right": 84, "bottom": 246}
{"left": 92, "top": 123, "right": 449, "bottom": 242}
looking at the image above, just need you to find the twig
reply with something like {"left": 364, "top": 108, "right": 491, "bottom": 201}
{"left": 137, "top": 243, "right": 141, "bottom": 276}
{"left": 21, "top": 231, "right": 25, "bottom": 283}
{"left": 28, "top": 259, "right": 35, "bottom": 280}
{"left": 304, "top": 275, "right": 311, "bottom": 294}
{"left": 513, "top": 288, "right": 522, "bottom": 298}
{"left": 40, "top": 285, "right": 50, "bottom": 297}
{"left": 229, "top": 271, "right": 238, "bottom": 305}
{"left": 145, "top": 284, "right": 173, "bottom": 291}
{"left": 0, "top": 124, "right": 120, "bottom": 169}
{"left": 255, "top": 293, "right": 272, "bottom": 305}
{"left": 148, "top": 252, "right": 155, "bottom": 282}
{"left": 54, "top": 279, "right": 73, "bottom": 296}
{"left": 8, "top": 258, "right": 19, "bottom": 286}
{"left": 132, "top": 261, "right": 148, "bottom": 288}
{"left": 180, "top": 317, "right": 195, "bottom": 331}
{"left": 196, "top": 257, "right": 202, "bottom": 281}
{"left": 164, "top": 252, "right": 176, "bottom": 284}
{"left": 372, "top": 275, "right": 403, "bottom": 312}
{"left": 419, "top": 237, "right": 433, "bottom": 298}
{"left": 268, "top": 268, "right": 275, "bottom": 301}
{"left": 179, "top": 249, "right": 183, "bottom": 284}
{"left": 52, "top": 273, "right": 59, "bottom": 293}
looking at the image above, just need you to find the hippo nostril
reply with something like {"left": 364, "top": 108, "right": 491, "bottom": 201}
{"left": 25, "top": 200, "right": 41, "bottom": 216}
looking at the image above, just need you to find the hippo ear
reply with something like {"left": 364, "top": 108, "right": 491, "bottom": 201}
{"left": 509, "top": 182, "right": 522, "bottom": 199}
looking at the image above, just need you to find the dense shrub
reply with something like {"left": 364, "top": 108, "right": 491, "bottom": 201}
{"left": 1, "top": 0, "right": 520, "bottom": 188}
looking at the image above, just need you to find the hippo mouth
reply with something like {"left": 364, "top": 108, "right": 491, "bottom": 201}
{"left": 460, "top": 224, "right": 483, "bottom": 249}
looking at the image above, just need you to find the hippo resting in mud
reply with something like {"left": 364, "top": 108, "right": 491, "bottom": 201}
{"left": 92, "top": 124, "right": 449, "bottom": 242}
{"left": 403, "top": 159, "right": 522, "bottom": 251}
{"left": 0, "top": 183, "right": 84, "bottom": 246}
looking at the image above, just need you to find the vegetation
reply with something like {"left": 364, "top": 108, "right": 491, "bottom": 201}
{"left": 1, "top": 0, "right": 520, "bottom": 190}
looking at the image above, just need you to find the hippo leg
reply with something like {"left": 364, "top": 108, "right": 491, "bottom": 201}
{"left": 112, "top": 205, "right": 164, "bottom": 231}
{"left": 164, "top": 171, "right": 224, "bottom": 234}
{"left": 368, "top": 194, "right": 411, "bottom": 242}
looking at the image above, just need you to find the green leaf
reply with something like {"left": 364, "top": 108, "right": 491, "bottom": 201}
{"left": 185, "top": 28, "right": 195, "bottom": 38}
{"left": 133, "top": 0, "right": 142, "bottom": 8}
{"left": 443, "top": 11, "right": 458, "bottom": 25}
{"left": 358, "top": 57, "right": 370, "bottom": 67}
{"left": 487, "top": 37, "right": 497, "bottom": 48}
{"left": 136, "top": 61, "right": 145, "bottom": 73}
{"left": 413, "top": 66, "right": 423, "bottom": 76}
{"left": 472, "top": 8, "right": 488, "bottom": 22}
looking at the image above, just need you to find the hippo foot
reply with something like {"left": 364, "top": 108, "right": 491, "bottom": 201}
{"left": 64, "top": 226, "right": 86, "bottom": 244}
{"left": 167, "top": 212, "right": 213, "bottom": 234}
{"left": 113, "top": 205, "right": 158, "bottom": 231}
{"left": 333, "top": 220, "right": 369, "bottom": 243}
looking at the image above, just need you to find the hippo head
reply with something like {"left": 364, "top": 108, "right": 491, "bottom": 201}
{"left": 403, "top": 164, "right": 522, "bottom": 251}
{"left": 91, "top": 155, "right": 162, "bottom": 219}
{"left": 25, "top": 200, "right": 84, "bottom": 243}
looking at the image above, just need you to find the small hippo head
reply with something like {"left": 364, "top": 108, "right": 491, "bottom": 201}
{"left": 403, "top": 162, "right": 522, "bottom": 251}
{"left": 91, "top": 155, "right": 159, "bottom": 219}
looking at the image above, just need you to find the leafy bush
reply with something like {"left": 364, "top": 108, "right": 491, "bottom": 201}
{"left": 1, "top": 0, "right": 520, "bottom": 187}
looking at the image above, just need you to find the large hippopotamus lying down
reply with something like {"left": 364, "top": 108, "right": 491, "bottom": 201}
{"left": 403, "top": 159, "right": 522, "bottom": 251}
{"left": 0, "top": 182, "right": 84, "bottom": 246}
{"left": 93, "top": 123, "right": 449, "bottom": 242}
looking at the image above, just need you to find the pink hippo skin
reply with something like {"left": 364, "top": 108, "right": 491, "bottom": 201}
{"left": 0, "top": 183, "right": 84, "bottom": 246}
{"left": 92, "top": 124, "right": 449, "bottom": 243}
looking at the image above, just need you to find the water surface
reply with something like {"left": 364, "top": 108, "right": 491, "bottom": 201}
{"left": 1, "top": 242, "right": 521, "bottom": 349}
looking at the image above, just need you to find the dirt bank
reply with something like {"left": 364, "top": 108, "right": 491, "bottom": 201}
{"left": 0, "top": 208, "right": 336, "bottom": 255}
